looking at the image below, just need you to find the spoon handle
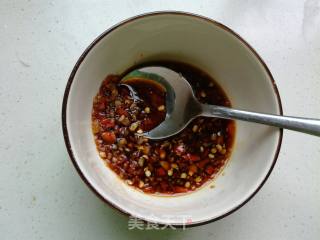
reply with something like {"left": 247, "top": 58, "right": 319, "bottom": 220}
{"left": 201, "top": 104, "right": 320, "bottom": 137}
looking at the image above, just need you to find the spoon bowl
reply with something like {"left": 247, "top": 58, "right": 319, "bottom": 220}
{"left": 122, "top": 67, "right": 202, "bottom": 139}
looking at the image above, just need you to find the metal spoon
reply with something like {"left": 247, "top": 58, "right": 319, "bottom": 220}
{"left": 122, "top": 66, "right": 320, "bottom": 139}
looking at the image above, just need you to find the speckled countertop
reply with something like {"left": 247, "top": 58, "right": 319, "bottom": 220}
{"left": 0, "top": 1, "right": 319, "bottom": 239}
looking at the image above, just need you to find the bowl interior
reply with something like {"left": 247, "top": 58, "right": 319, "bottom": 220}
{"left": 64, "top": 13, "right": 282, "bottom": 225}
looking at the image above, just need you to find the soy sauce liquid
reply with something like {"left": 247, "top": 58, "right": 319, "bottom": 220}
{"left": 122, "top": 78, "right": 166, "bottom": 131}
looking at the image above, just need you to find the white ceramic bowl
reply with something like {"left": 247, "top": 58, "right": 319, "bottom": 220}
{"left": 62, "top": 12, "right": 282, "bottom": 227}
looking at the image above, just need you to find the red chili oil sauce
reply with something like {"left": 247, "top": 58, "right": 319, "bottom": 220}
{"left": 92, "top": 61, "right": 235, "bottom": 194}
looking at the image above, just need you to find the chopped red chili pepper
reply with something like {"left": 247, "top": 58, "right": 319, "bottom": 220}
{"left": 100, "top": 118, "right": 115, "bottom": 128}
{"left": 101, "top": 131, "right": 116, "bottom": 144}
{"left": 156, "top": 167, "right": 166, "bottom": 177}
{"left": 183, "top": 153, "right": 201, "bottom": 162}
